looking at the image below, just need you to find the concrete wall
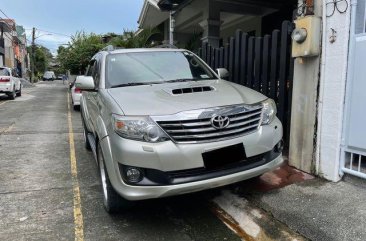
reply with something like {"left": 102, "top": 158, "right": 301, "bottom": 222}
{"left": 289, "top": 1, "right": 323, "bottom": 174}
{"left": 316, "top": 1, "right": 351, "bottom": 181}
{"left": 290, "top": 0, "right": 351, "bottom": 182}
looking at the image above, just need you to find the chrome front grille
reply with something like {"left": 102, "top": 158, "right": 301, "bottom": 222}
{"left": 154, "top": 105, "right": 263, "bottom": 143}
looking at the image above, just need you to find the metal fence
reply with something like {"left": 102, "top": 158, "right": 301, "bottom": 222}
{"left": 198, "top": 21, "right": 294, "bottom": 147}
{"left": 342, "top": 151, "right": 366, "bottom": 179}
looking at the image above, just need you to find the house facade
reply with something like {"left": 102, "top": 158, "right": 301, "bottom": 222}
{"left": 138, "top": 0, "right": 365, "bottom": 182}
{"left": 0, "top": 19, "right": 28, "bottom": 78}
{"left": 138, "top": 0, "right": 296, "bottom": 49}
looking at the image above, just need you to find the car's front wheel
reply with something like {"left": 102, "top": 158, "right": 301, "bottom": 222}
{"left": 97, "top": 144, "right": 132, "bottom": 213}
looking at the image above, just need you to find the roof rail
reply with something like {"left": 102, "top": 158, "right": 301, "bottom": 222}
{"left": 153, "top": 44, "right": 179, "bottom": 49}
{"left": 101, "top": 45, "right": 125, "bottom": 51}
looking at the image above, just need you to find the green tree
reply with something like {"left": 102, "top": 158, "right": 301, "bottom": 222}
{"left": 27, "top": 45, "right": 52, "bottom": 78}
{"left": 108, "top": 28, "right": 161, "bottom": 48}
{"left": 57, "top": 32, "right": 104, "bottom": 75}
{"left": 57, "top": 28, "right": 161, "bottom": 75}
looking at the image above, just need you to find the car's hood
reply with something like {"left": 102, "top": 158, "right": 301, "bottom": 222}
{"left": 107, "top": 79, "right": 267, "bottom": 116}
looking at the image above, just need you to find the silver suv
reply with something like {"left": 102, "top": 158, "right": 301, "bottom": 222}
{"left": 77, "top": 47, "right": 283, "bottom": 212}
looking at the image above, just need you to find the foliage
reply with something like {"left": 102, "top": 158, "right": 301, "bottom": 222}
{"left": 57, "top": 28, "right": 161, "bottom": 75}
{"left": 27, "top": 45, "right": 52, "bottom": 77}
{"left": 183, "top": 31, "right": 202, "bottom": 52}
{"left": 57, "top": 32, "right": 104, "bottom": 75}
{"left": 108, "top": 28, "right": 161, "bottom": 48}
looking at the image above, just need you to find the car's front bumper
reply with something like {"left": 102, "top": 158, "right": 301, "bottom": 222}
{"left": 100, "top": 117, "right": 283, "bottom": 201}
{"left": 114, "top": 154, "right": 282, "bottom": 201}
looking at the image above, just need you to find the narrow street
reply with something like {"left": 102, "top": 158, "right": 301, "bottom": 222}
{"left": 0, "top": 81, "right": 242, "bottom": 240}
{"left": 2, "top": 0, "right": 366, "bottom": 240}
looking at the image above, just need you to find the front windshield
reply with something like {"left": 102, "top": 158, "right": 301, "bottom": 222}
{"left": 105, "top": 51, "right": 215, "bottom": 88}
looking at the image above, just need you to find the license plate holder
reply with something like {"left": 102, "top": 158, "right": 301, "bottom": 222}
{"left": 202, "top": 143, "right": 246, "bottom": 170}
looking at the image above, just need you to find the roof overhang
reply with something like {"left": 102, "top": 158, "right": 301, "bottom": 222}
{"left": 138, "top": 0, "right": 169, "bottom": 29}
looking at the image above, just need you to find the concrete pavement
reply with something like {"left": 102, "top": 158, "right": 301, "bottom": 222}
{"left": 244, "top": 176, "right": 366, "bottom": 241}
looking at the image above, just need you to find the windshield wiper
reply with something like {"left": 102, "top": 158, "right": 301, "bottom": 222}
{"left": 163, "top": 78, "right": 216, "bottom": 83}
{"left": 110, "top": 82, "right": 162, "bottom": 88}
{"left": 163, "top": 78, "right": 199, "bottom": 83}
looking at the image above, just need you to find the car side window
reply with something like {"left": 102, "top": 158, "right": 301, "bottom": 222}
{"left": 85, "top": 60, "right": 95, "bottom": 77}
{"left": 92, "top": 56, "right": 101, "bottom": 89}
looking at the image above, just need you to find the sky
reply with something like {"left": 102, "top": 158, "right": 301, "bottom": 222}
{"left": 1, "top": 0, "right": 144, "bottom": 55}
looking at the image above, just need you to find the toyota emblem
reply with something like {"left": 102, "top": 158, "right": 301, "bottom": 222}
{"left": 211, "top": 115, "right": 230, "bottom": 129}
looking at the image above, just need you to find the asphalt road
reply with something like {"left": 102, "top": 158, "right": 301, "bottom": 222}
{"left": 0, "top": 81, "right": 241, "bottom": 241}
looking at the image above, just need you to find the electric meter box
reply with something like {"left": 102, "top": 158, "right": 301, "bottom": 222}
{"left": 292, "top": 16, "right": 321, "bottom": 58}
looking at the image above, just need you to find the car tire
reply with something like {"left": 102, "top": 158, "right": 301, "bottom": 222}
{"left": 97, "top": 144, "right": 133, "bottom": 213}
{"left": 16, "top": 87, "right": 22, "bottom": 97}
{"left": 8, "top": 88, "right": 16, "bottom": 100}
{"left": 82, "top": 120, "right": 91, "bottom": 151}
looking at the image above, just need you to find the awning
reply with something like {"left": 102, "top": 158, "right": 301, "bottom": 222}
{"left": 138, "top": 0, "right": 169, "bottom": 29}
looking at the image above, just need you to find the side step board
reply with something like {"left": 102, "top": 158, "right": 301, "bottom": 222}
{"left": 87, "top": 133, "right": 98, "bottom": 162}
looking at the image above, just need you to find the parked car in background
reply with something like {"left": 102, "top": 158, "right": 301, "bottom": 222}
{"left": 71, "top": 76, "right": 83, "bottom": 110}
{"left": 0, "top": 67, "right": 22, "bottom": 100}
{"left": 57, "top": 75, "right": 63, "bottom": 80}
{"left": 43, "top": 71, "right": 56, "bottom": 81}
{"left": 77, "top": 48, "right": 283, "bottom": 213}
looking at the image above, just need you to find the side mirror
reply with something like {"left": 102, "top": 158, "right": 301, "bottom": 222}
{"left": 75, "top": 76, "right": 95, "bottom": 91}
{"left": 216, "top": 68, "right": 229, "bottom": 79}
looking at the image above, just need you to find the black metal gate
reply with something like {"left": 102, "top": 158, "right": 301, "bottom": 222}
{"left": 198, "top": 21, "right": 294, "bottom": 147}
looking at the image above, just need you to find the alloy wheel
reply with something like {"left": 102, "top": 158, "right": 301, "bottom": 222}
{"left": 99, "top": 151, "right": 109, "bottom": 205}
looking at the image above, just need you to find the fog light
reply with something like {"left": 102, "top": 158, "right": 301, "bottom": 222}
{"left": 275, "top": 140, "right": 284, "bottom": 153}
{"left": 125, "top": 167, "right": 143, "bottom": 183}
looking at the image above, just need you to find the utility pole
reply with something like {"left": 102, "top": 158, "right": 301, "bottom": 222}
{"left": 31, "top": 27, "right": 35, "bottom": 83}
{"left": 169, "top": 11, "right": 175, "bottom": 46}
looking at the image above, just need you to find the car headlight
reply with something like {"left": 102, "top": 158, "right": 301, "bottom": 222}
{"left": 261, "top": 99, "right": 277, "bottom": 125}
{"left": 112, "top": 114, "right": 170, "bottom": 142}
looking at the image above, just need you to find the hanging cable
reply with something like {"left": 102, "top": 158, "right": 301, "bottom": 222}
{"left": 326, "top": 0, "right": 349, "bottom": 17}
{"left": 35, "top": 28, "right": 71, "bottom": 38}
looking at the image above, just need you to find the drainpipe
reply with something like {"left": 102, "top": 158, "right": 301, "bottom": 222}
{"left": 169, "top": 11, "right": 175, "bottom": 45}
{"left": 339, "top": 0, "right": 358, "bottom": 176}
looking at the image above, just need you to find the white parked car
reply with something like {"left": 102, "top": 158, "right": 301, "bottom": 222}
{"left": 71, "top": 76, "right": 83, "bottom": 110}
{"left": 0, "top": 67, "right": 21, "bottom": 100}
{"left": 43, "top": 71, "right": 56, "bottom": 81}
{"left": 78, "top": 48, "right": 283, "bottom": 213}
